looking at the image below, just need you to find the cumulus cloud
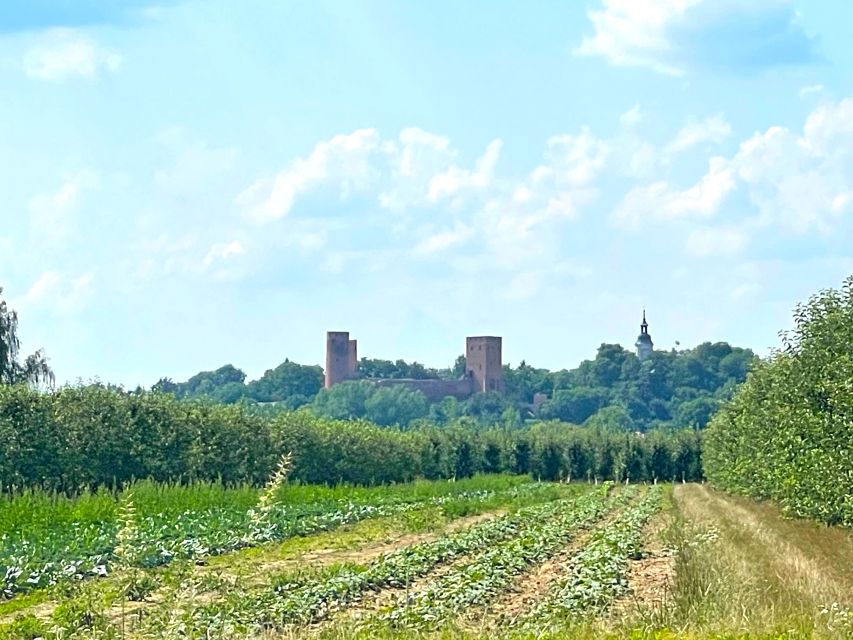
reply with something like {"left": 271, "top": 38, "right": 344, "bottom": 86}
{"left": 203, "top": 241, "right": 243, "bottom": 267}
{"left": 577, "top": 0, "right": 818, "bottom": 75}
{"left": 686, "top": 226, "right": 749, "bottom": 257}
{"left": 428, "top": 139, "right": 503, "bottom": 202}
{"left": 799, "top": 84, "right": 825, "bottom": 99}
{"left": 22, "top": 271, "right": 94, "bottom": 315}
{"left": 666, "top": 114, "right": 732, "bottom": 155}
{"left": 154, "top": 130, "right": 237, "bottom": 191}
{"left": 726, "top": 98, "right": 853, "bottom": 232}
{"left": 619, "top": 104, "right": 644, "bottom": 128}
{"left": 23, "top": 29, "right": 121, "bottom": 80}
{"left": 613, "top": 95, "right": 853, "bottom": 257}
{"left": 236, "top": 129, "right": 381, "bottom": 222}
{"left": 28, "top": 171, "right": 99, "bottom": 244}
{"left": 413, "top": 224, "right": 475, "bottom": 256}
{"left": 613, "top": 156, "right": 736, "bottom": 227}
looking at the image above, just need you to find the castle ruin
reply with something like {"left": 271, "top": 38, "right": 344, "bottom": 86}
{"left": 324, "top": 332, "right": 504, "bottom": 400}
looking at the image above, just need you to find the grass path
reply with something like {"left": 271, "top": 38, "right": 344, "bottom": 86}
{"left": 670, "top": 483, "right": 853, "bottom": 638}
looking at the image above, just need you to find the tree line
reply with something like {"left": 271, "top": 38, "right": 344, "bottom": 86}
{"left": 155, "top": 343, "right": 755, "bottom": 431}
{"left": 704, "top": 276, "right": 853, "bottom": 527}
{"left": 0, "top": 384, "right": 702, "bottom": 492}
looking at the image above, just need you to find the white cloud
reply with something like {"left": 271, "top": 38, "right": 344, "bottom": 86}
{"left": 577, "top": 0, "right": 818, "bottom": 76}
{"left": 613, "top": 156, "right": 735, "bottom": 227}
{"left": 727, "top": 98, "right": 853, "bottom": 232}
{"left": 428, "top": 139, "right": 503, "bottom": 202}
{"left": 28, "top": 171, "right": 99, "bottom": 244}
{"left": 203, "top": 241, "right": 243, "bottom": 267}
{"left": 543, "top": 130, "right": 610, "bottom": 187}
{"left": 504, "top": 271, "right": 543, "bottom": 300}
{"left": 154, "top": 132, "right": 237, "bottom": 191}
{"left": 619, "top": 104, "right": 644, "bottom": 127}
{"left": 413, "top": 224, "right": 475, "bottom": 256}
{"left": 799, "top": 84, "right": 825, "bottom": 99}
{"left": 577, "top": 0, "right": 699, "bottom": 76}
{"left": 686, "top": 226, "right": 748, "bottom": 257}
{"left": 23, "top": 29, "right": 121, "bottom": 80}
{"left": 379, "top": 128, "right": 457, "bottom": 211}
{"left": 237, "top": 129, "right": 381, "bottom": 223}
{"left": 613, "top": 96, "right": 853, "bottom": 243}
{"left": 22, "top": 271, "right": 94, "bottom": 315}
{"left": 666, "top": 114, "right": 731, "bottom": 155}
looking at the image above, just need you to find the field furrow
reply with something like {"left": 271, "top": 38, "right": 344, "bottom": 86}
{"left": 133, "top": 487, "right": 598, "bottom": 636}
{"left": 359, "top": 484, "right": 630, "bottom": 631}
{"left": 515, "top": 486, "right": 663, "bottom": 632}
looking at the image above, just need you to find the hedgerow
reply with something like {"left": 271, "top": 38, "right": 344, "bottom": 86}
{"left": 703, "top": 276, "right": 853, "bottom": 526}
{"left": 0, "top": 384, "right": 702, "bottom": 492}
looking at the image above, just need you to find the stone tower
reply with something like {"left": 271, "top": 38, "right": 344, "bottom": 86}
{"left": 465, "top": 336, "right": 504, "bottom": 393}
{"left": 325, "top": 331, "right": 358, "bottom": 388}
{"left": 635, "top": 311, "right": 654, "bottom": 362}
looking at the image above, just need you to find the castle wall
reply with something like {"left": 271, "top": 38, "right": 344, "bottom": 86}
{"left": 325, "top": 331, "right": 504, "bottom": 399}
{"left": 374, "top": 377, "right": 474, "bottom": 401}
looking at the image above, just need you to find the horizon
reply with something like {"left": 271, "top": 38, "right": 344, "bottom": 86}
{"left": 2, "top": 1, "right": 852, "bottom": 388}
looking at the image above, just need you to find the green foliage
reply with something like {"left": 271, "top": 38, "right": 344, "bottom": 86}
{"left": 0, "top": 384, "right": 702, "bottom": 496}
{"left": 522, "top": 487, "right": 663, "bottom": 627}
{"left": 155, "top": 360, "right": 324, "bottom": 408}
{"left": 376, "top": 485, "right": 621, "bottom": 630}
{"left": 0, "top": 475, "right": 531, "bottom": 599}
{"left": 0, "top": 288, "right": 53, "bottom": 388}
{"left": 704, "top": 276, "right": 853, "bottom": 527}
{"left": 155, "top": 337, "right": 754, "bottom": 431}
{"left": 311, "top": 380, "right": 374, "bottom": 421}
{"left": 364, "top": 385, "right": 429, "bottom": 427}
{"left": 537, "top": 342, "right": 756, "bottom": 431}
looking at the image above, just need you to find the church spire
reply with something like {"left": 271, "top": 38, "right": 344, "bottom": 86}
{"left": 635, "top": 310, "right": 654, "bottom": 361}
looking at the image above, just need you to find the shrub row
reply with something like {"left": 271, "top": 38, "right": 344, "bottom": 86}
{"left": 0, "top": 384, "right": 702, "bottom": 492}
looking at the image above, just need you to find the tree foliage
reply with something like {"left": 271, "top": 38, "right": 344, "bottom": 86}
{"left": 155, "top": 339, "right": 754, "bottom": 430}
{"left": 704, "top": 277, "right": 853, "bottom": 527}
{"left": 0, "top": 384, "right": 703, "bottom": 491}
{"left": 0, "top": 288, "right": 53, "bottom": 387}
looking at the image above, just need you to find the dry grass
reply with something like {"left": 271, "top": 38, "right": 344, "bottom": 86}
{"left": 668, "top": 483, "right": 853, "bottom": 638}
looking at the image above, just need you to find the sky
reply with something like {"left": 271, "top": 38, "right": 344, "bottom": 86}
{"left": 2, "top": 0, "right": 853, "bottom": 387}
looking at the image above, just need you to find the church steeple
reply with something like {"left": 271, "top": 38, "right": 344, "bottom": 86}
{"left": 635, "top": 309, "right": 654, "bottom": 361}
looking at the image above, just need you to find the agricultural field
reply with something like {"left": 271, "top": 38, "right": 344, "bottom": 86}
{"left": 0, "top": 474, "right": 851, "bottom": 640}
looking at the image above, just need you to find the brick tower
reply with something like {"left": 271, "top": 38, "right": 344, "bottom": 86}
{"left": 325, "top": 331, "right": 358, "bottom": 388}
{"left": 465, "top": 336, "right": 504, "bottom": 394}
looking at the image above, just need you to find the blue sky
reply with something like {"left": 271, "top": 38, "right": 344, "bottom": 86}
{"left": 2, "top": 0, "right": 853, "bottom": 386}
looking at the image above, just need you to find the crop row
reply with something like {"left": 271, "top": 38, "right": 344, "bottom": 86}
{"left": 0, "top": 482, "right": 544, "bottom": 599}
{"left": 169, "top": 487, "right": 602, "bottom": 635}
{"left": 519, "top": 486, "right": 663, "bottom": 629}
{"left": 372, "top": 484, "right": 637, "bottom": 630}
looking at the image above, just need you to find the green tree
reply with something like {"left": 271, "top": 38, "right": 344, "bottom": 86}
{"left": 365, "top": 385, "right": 429, "bottom": 427}
{"left": 246, "top": 360, "right": 324, "bottom": 404}
{"left": 311, "top": 380, "right": 373, "bottom": 420}
{"left": 540, "top": 387, "right": 606, "bottom": 424}
{"left": 0, "top": 288, "right": 53, "bottom": 387}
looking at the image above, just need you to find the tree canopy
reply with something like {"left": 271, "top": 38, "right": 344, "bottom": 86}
{"left": 156, "top": 340, "right": 755, "bottom": 430}
{"left": 0, "top": 288, "right": 53, "bottom": 387}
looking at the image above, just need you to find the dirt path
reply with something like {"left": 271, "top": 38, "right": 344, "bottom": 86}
{"left": 239, "top": 509, "right": 504, "bottom": 587}
{"left": 475, "top": 492, "right": 644, "bottom": 628}
{"left": 610, "top": 507, "right": 675, "bottom": 620}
